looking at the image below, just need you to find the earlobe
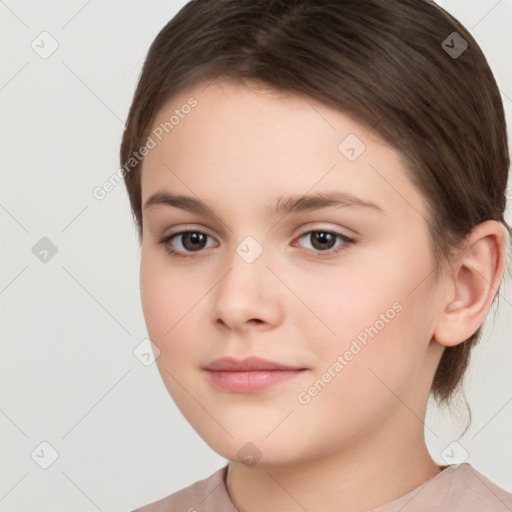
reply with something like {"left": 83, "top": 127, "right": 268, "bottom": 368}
{"left": 434, "top": 221, "right": 507, "bottom": 348}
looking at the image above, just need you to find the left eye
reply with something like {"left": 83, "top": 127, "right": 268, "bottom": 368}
{"left": 295, "top": 230, "right": 354, "bottom": 253}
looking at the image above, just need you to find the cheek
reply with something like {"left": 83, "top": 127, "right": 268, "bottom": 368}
{"left": 299, "top": 252, "right": 435, "bottom": 393}
{"left": 139, "top": 255, "right": 202, "bottom": 409}
{"left": 140, "top": 257, "right": 170, "bottom": 339}
{"left": 140, "top": 252, "right": 196, "bottom": 351}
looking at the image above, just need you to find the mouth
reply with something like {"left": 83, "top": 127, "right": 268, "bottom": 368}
{"left": 204, "top": 356, "right": 308, "bottom": 393}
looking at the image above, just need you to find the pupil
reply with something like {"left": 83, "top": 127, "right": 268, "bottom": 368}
{"left": 183, "top": 232, "right": 206, "bottom": 251}
{"left": 313, "top": 232, "right": 335, "bottom": 250}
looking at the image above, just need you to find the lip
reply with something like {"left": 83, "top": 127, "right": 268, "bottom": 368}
{"left": 204, "top": 357, "right": 308, "bottom": 393}
{"left": 204, "top": 356, "right": 306, "bottom": 372}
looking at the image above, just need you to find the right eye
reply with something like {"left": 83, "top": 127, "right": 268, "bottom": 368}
{"left": 157, "top": 231, "right": 217, "bottom": 257}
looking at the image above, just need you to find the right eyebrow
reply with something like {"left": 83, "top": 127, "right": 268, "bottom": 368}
{"left": 144, "top": 191, "right": 215, "bottom": 216}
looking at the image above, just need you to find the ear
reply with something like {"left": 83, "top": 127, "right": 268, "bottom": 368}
{"left": 434, "top": 220, "right": 508, "bottom": 347}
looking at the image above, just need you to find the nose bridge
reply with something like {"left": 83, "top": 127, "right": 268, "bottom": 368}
{"left": 218, "top": 234, "right": 267, "bottom": 300}
{"left": 235, "top": 234, "right": 265, "bottom": 266}
{"left": 210, "top": 233, "right": 279, "bottom": 328}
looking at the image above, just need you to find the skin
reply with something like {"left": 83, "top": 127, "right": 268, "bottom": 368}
{"left": 139, "top": 79, "right": 506, "bottom": 512}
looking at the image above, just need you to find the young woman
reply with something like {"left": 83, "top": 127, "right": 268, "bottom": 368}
{"left": 121, "top": 0, "right": 512, "bottom": 510}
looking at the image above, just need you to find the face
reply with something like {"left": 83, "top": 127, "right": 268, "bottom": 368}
{"left": 139, "top": 79, "right": 446, "bottom": 466}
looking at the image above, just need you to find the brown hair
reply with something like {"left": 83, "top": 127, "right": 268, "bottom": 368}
{"left": 120, "top": 0, "right": 510, "bottom": 404}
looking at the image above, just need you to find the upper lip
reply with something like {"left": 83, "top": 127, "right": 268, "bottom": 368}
{"left": 204, "top": 356, "right": 306, "bottom": 372}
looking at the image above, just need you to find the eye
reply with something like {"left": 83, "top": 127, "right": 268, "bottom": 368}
{"left": 294, "top": 229, "right": 355, "bottom": 256}
{"left": 157, "top": 228, "right": 355, "bottom": 258}
{"left": 157, "top": 231, "right": 217, "bottom": 256}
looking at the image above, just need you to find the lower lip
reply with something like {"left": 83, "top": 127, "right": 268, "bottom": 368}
{"left": 206, "top": 369, "right": 306, "bottom": 393}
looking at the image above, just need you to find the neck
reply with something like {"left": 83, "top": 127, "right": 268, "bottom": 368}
{"left": 226, "top": 420, "right": 441, "bottom": 512}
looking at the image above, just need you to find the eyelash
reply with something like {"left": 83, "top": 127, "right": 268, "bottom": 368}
{"left": 156, "top": 229, "right": 356, "bottom": 259}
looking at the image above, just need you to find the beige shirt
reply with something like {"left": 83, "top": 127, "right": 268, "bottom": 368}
{"left": 132, "top": 463, "right": 512, "bottom": 511}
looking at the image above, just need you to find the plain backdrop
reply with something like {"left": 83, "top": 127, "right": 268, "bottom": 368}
{"left": 0, "top": 1, "right": 511, "bottom": 511}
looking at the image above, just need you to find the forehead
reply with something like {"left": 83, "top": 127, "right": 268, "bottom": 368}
{"left": 140, "top": 78, "right": 428, "bottom": 224}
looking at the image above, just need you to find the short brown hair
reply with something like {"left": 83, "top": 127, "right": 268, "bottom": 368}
{"left": 120, "top": 0, "right": 510, "bottom": 403}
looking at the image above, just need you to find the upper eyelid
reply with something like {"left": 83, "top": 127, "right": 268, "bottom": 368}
{"left": 162, "top": 221, "right": 355, "bottom": 238}
{"left": 163, "top": 226, "right": 354, "bottom": 250}
{"left": 164, "top": 226, "right": 352, "bottom": 239}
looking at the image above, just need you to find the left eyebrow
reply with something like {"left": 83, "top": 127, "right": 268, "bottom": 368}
{"left": 269, "top": 191, "right": 384, "bottom": 217}
{"left": 143, "top": 190, "right": 384, "bottom": 217}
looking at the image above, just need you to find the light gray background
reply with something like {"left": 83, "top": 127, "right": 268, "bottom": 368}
{"left": 1, "top": 1, "right": 511, "bottom": 511}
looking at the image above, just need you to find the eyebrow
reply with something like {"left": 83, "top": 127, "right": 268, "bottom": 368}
{"left": 143, "top": 190, "right": 384, "bottom": 217}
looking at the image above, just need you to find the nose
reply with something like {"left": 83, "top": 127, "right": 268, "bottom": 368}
{"left": 210, "top": 244, "right": 283, "bottom": 332}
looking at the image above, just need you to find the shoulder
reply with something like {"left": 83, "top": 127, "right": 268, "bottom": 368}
{"left": 443, "top": 464, "right": 512, "bottom": 510}
{"left": 131, "top": 465, "right": 237, "bottom": 512}
{"left": 375, "top": 463, "right": 512, "bottom": 512}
